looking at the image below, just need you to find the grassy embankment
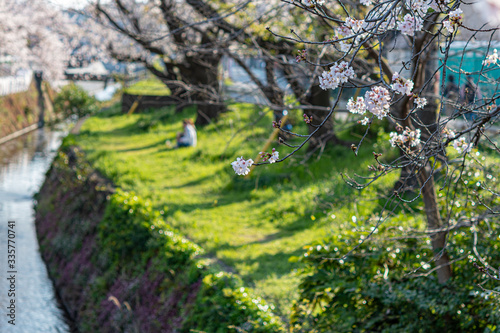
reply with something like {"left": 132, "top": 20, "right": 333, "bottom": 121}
{"left": 68, "top": 76, "right": 498, "bottom": 330}
{"left": 123, "top": 77, "right": 172, "bottom": 96}
{"left": 74, "top": 94, "right": 420, "bottom": 317}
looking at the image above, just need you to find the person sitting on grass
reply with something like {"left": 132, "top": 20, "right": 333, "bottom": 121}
{"left": 175, "top": 119, "right": 197, "bottom": 148}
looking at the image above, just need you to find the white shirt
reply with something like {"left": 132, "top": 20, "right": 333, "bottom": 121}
{"left": 179, "top": 124, "right": 197, "bottom": 147}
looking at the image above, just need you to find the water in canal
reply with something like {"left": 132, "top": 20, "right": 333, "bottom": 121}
{"left": 0, "top": 125, "right": 72, "bottom": 332}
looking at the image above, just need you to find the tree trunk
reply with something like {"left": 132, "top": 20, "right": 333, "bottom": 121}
{"left": 195, "top": 101, "right": 225, "bottom": 126}
{"left": 394, "top": 162, "right": 419, "bottom": 193}
{"left": 304, "top": 85, "right": 338, "bottom": 151}
{"left": 395, "top": 39, "right": 439, "bottom": 193}
{"left": 417, "top": 167, "right": 452, "bottom": 284}
{"left": 282, "top": 64, "right": 341, "bottom": 150}
{"left": 145, "top": 63, "right": 188, "bottom": 113}
{"left": 394, "top": 99, "right": 440, "bottom": 194}
{"left": 178, "top": 54, "right": 225, "bottom": 126}
{"left": 416, "top": 95, "right": 452, "bottom": 283}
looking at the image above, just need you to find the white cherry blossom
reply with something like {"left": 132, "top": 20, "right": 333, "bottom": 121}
{"left": 301, "top": 0, "right": 324, "bottom": 7}
{"left": 0, "top": 0, "right": 75, "bottom": 80}
{"left": 391, "top": 72, "right": 414, "bottom": 96}
{"left": 397, "top": 14, "right": 423, "bottom": 37}
{"left": 405, "top": 0, "right": 431, "bottom": 17}
{"left": 339, "top": 41, "right": 352, "bottom": 52}
{"left": 345, "top": 18, "right": 366, "bottom": 33}
{"left": 378, "top": 15, "right": 397, "bottom": 31}
{"left": 365, "top": 86, "right": 391, "bottom": 119}
{"left": 442, "top": 128, "right": 456, "bottom": 139}
{"left": 453, "top": 137, "right": 472, "bottom": 154}
{"left": 359, "top": 117, "right": 370, "bottom": 125}
{"left": 347, "top": 97, "right": 367, "bottom": 114}
{"left": 442, "top": 8, "right": 463, "bottom": 33}
{"left": 231, "top": 157, "right": 254, "bottom": 176}
{"left": 389, "top": 132, "right": 401, "bottom": 147}
{"left": 269, "top": 150, "right": 279, "bottom": 163}
{"left": 319, "top": 61, "right": 356, "bottom": 90}
{"left": 483, "top": 49, "right": 499, "bottom": 66}
{"left": 443, "top": 20, "right": 454, "bottom": 33}
{"left": 415, "top": 97, "right": 427, "bottom": 109}
{"left": 337, "top": 25, "right": 353, "bottom": 37}
{"left": 404, "top": 128, "right": 421, "bottom": 147}
{"left": 449, "top": 8, "right": 463, "bottom": 24}
{"left": 389, "top": 127, "right": 421, "bottom": 148}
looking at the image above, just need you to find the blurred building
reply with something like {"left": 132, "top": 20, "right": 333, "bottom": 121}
{"left": 65, "top": 61, "right": 109, "bottom": 81}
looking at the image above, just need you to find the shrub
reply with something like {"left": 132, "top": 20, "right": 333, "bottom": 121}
{"left": 291, "top": 222, "right": 500, "bottom": 332}
{"left": 185, "top": 272, "right": 284, "bottom": 333}
{"left": 54, "top": 83, "right": 99, "bottom": 118}
{"left": 98, "top": 189, "right": 202, "bottom": 270}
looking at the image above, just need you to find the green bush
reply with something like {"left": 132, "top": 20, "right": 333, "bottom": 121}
{"left": 98, "top": 189, "right": 202, "bottom": 269}
{"left": 54, "top": 83, "right": 99, "bottom": 118}
{"left": 185, "top": 272, "right": 284, "bottom": 332}
{"left": 291, "top": 222, "right": 500, "bottom": 332}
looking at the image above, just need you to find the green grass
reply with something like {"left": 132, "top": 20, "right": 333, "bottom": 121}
{"left": 124, "top": 77, "right": 171, "bottom": 96}
{"left": 75, "top": 103, "right": 414, "bottom": 318}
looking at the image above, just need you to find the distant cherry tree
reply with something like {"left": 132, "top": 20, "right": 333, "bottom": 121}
{"left": 0, "top": 0, "right": 76, "bottom": 80}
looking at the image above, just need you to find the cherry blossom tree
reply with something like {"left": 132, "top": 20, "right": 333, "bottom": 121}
{"left": 78, "top": 0, "right": 348, "bottom": 140}
{"left": 76, "top": 0, "right": 264, "bottom": 125}
{"left": 233, "top": 0, "right": 500, "bottom": 286}
{"left": 0, "top": 0, "right": 75, "bottom": 80}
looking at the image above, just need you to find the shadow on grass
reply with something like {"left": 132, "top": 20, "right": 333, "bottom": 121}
{"left": 159, "top": 174, "right": 218, "bottom": 190}
{"left": 203, "top": 216, "right": 321, "bottom": 281}
{"left": 116, "top": 139, "right": 167, "bottom": 153}
{"left": 222, "top": 246, "right": 305, "bottom": 284}
{"left": 157, "top": 193, "right": 254, "bottom": 216}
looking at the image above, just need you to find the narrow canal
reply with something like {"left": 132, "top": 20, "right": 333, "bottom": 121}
{"left": 0, "top": 125, "right": 72, "bottom": 332}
